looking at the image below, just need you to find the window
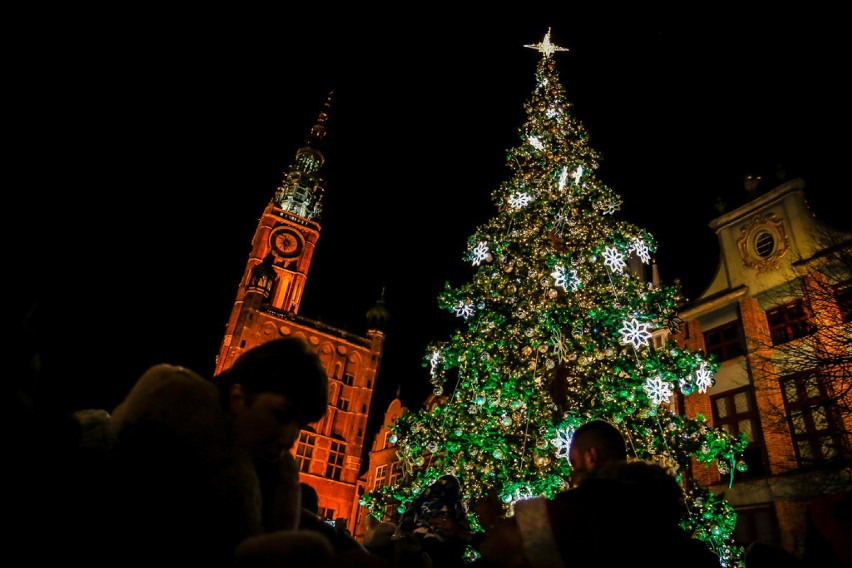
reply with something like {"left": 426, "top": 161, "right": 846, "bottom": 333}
{"left": 342, "top": 373, "right": 354, "bottom": 386}
{"left": 373, "top": 464, "right": 387, "bottom": 490}
{"left": 781, "top": 372, "right": 845, "bottom": 466}
{"left": 835, "top": 279, "right": 852, "bottom": 323}
{"left": 733, "top": 505, "right": 781, "bottom": 550}
{"left": 326, "top": 440, "right": 346, "bottom": 480}
{"left": 337, "top": 397, "right": 350, "bottom": 412}
{"left": 294, "top": 432, "right": 316, "bottom": 473}
{"left": 766, "top": 300, "right": 815, "bottom": 345}
{"left": 754, "top": 231, "right": 775, "bottom": 258}
{"left": 737, "top": 213, "right": 788, "bottom": 271}
{"left": 317, "top": 507, "right": 335, "bottom": 521}
{"left": 711, "top": 387, "right": 768, "bottom": 479}
{"left": 703, "top": 321, "right": 744, "bottom": 362}
{"left": 389, "top": 461, "right": 403, "bottom": 487}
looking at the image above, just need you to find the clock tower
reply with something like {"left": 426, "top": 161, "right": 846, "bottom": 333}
{"left": 215, "top": 93, "right": 388, "bottom": 531}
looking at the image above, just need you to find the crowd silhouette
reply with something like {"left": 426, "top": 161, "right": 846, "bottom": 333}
{"left": 11, "top": 305, "right": 849, "bottom": 567}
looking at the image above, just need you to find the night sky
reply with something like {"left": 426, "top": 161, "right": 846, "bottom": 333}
{"left": 15, "top": 10, "right": 849, "bottom": 430}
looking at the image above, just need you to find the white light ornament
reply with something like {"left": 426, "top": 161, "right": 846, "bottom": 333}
{"left": 550, "top": 426, "right": 572, "bottom": 462}
{"left": 453, "top": 299, "right": 475, "bottom": 319}
{"left": 524, "top": 27, "right": 570, "bottom": 59}
{"left": 557, "top": 167, "right": 569, "bottom": 191}
{"left": 603, "top": 246, "right": 627, "bottom": 273}
{"left": 471, "top": 241, "right": 491, "bottom": 266}
{"left": 601, "top": 198, "right": 622, "bottom": 215}
{"left": 629, "top": 239, "right": 651, "bottom": 264}
{"left": 529, "top": 136, "right": 544, "bottom": 151}
{"left": 553, "top": 210, "right": 571, "bottom": 233}
{"left": 552, "top": 265, "right": 580, "bottom": 291}
{"left": 429, "top": 350, "right": 440, "bottom": 378}
{"left": 509, "top": 192, "right": 533, "bottom": 209}
{"left": 572, "top": 165, "right": 583, "bottom": 185}
{"left": 618, "top": 317, "right": 653, "bottom": 349}
{"left": 693, "top": 362, "right": 714, "bottom": 394}
{"left": 550, "top": 328, "right": 569, "bottom": 362}
{"left": 644, "top": 376, "right": 674, "bottom": 405}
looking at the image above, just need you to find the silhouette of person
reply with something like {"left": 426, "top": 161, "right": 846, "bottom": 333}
{"left": 101, "top": 337, "right": 330, "bottom": 567}
{"left": 476, "top": 419, "right": 720, "bottom": 568}
{"left": 397, "top": 474, "right": 473, "bottom": 567}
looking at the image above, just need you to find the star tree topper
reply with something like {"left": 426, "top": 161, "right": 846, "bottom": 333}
{"left": 524, "top": 27, "right": 570, "bottom": 58}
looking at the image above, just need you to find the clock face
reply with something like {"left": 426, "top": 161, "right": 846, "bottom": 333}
{"left": 271, "top": 228, "right": 304, "bottom": 258}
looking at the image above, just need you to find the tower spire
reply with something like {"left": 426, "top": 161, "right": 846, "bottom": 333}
{"left": 366, "top": 286, "right": 390, "bottom": 332}
{"left": 307, "top": 90, "right": 333, "bottom": 146}
{"left": 272, "top": 91, "right": 334, "bottom": 221}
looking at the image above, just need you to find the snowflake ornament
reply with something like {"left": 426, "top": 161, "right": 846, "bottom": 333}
{"left": 629, "top": 239, "right": 651, "bottom": 264}
{"left": 471, "top": 241, "right": 490, "bottom": 266}
{"left": 550, "top": 426, "right": 572, "bottom": 462}
{"left": 453, "top": 299, "right": 475, "bottom": 319}
{"left": 552, "top": 265, "right": 580, "bottom": 291}
{"left": 693, "top": 362, "right": 714, "bottom": 393}
{"left": 509, "top": 192, "right": 533, "bottom": 209}
{"left": 551, "top": 266, "right": 569, "bottom": 289}
{"left": 603, "top": 246, "right": 626, "bottom": 273}
{"left": 550, "top": 329, "right": 569, "bottom": 362}
{"left": 529, "top": 136, "right": 544, "bottom": 151}
{"left": 644, "top": 376, "right": 674, "bottom": 405}
{"left": 666, "top": 312, "right": 685, "bottom": 334}
{"left": 429, "top": 350, "right": 440, "bottom": 378}
{"left": 572, "top": 165, "right": 583, "bottom": 185}
{"left": 619, "top": 317, "right": 653, "bottom": 349}
{"left": 600, "top": 198, "right": 622, "bottom": 215}
{"left": 557, "top": 167, "right": 568, "bottom": 191}
{"left": 554, "top": 210, "right": 570, "bottom": 232}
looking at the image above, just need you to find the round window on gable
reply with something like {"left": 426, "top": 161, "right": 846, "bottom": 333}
{"left": 737, "top": 213, "right": 789, "bottom": 272}
{"left": 755, "top": 231, "right": 775, "bottom": 258}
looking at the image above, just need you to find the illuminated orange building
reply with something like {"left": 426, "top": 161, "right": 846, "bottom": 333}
{"left": 215, "top": 95, "right": 388, "bottom": 532}
{"left": 354, "top": 397, "right": 405, "bottom": 534}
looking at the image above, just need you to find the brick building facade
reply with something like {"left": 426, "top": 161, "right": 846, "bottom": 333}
{"left": 672, "top": 178, "right": 850, "bottom": 556}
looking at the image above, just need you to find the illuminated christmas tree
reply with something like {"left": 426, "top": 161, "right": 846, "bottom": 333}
{"left": 366, "top": 29, "right": 747, "bottom": 566}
